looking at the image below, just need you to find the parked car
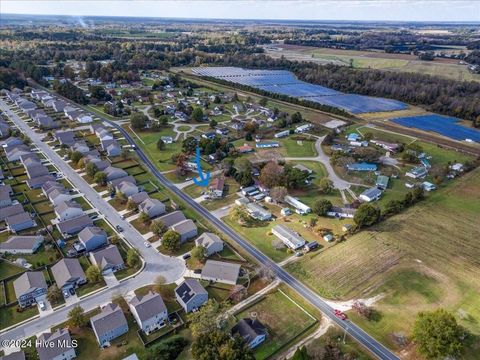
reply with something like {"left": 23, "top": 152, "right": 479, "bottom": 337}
{"left": 38, "top": 300, "right": 46, "bottom": 311}
{"left": 182, "top": 253, "right": 191, "bottom": 260}
{"left": 116, "top": 225, "right": 124, "bottom": 232}
{"left": 334, "top": 309, "right": 347, "bottom": 320}
{"left": 62, "top": 289, "right": 70, "bottom": 298}
{"left": 144, "top": 241, "right": 151, "bottom": 248}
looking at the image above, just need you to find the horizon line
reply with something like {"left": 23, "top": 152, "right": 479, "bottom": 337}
{"left": 3, "top": 12, "right": 480, "bottom": 24}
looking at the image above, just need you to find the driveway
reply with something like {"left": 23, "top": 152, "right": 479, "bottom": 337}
{"left": 103, "top": 272, "right": 120, "bottom": 287}
{"left": 284, "top": 135, "right": 351, "bottom": 190}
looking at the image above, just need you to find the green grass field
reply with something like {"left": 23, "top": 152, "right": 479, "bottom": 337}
{"left": 286, "top": 167, "right": 480, "bottom": 356}
{"left": 235, "top": 288, "right": 317, "bottom": 359}
{"left": 0, "top": 260, "right": 23, "bottom": 281}
{"left": 223, "top": 217, "right": 290, "bottom": 262}
{"left": 0, "top": 304, "right": 39, "bottom": 330}
{"left": 125, "top": 126, "right": 178, "bottom": 171}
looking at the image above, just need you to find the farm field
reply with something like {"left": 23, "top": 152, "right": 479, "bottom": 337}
{"left": 265, "top": 45, "right": 480, "bottom": 82}
{"left": 286, "top": 167, "right": 480, "bottom": 356}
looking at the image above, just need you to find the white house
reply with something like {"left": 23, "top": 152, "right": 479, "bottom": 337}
{"left": 129, "top": 291, "right": 168, "bottom": 335}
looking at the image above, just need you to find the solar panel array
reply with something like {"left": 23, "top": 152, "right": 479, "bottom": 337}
{"left": 392, "top": 114, "right": 480, "bottom": 142}
{"left": 191, "top": 67, "right": 408, "bottom": 114}
{"left": 308, "top": 94, "right": 407, "bottom": 114}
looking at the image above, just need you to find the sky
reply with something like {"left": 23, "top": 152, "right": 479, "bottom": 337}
{"left": 2, "top": 0, "right": 480, "bottom": 22}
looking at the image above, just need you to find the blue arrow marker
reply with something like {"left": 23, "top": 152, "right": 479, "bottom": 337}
{"left": 192, "top": 147, "right": 211, "bottom": 187}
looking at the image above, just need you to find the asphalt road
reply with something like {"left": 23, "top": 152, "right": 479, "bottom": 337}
{"left": 107, "top": 119, "right": 400, "bottom": 360}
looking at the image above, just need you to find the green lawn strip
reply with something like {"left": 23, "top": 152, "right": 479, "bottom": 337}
{"left": 157, "top": 239, "right": 195, "bottom": 257}
{"left": 76, "top": 279, "right": 106, "bottom": 297}
{"left": 0, "top": 304, "right": 39, "bottom": 331}
{"left": 130, "top": 217, "right": 151, "bottom": 235}
{"left": 124, "top": 126, "right": 179, "bottom": 172}
{"left": 0, "top": 260, "right": 23, "bottom": 281}
{"left": 74, "top": 197, "right": 93, "bottom": 210}
{"left": 93, "top": 219, "right": 114, "bottom": 236}
{"left": 223, "top": 217, "right": 289, "bottom": 262}
{"left": 277, "top": 137, "right": 317, "bottom": 157}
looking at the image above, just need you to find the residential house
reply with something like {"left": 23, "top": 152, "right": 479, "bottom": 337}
{"left": 26, "top": 174, "right": 56, "bottom": 189}
{"left": 103, "top": 166, "right": 128, "bottom": 182}
{"left": 77, "top": 226, "right": 107, "bottom": 252}
{"left": 201, "top": 260, "right": 240, "bottom": 285}
{"left": 42, "top": 181, "right": 65, "bottom": 198}
{"left": 195, "top": 233, "right": 224, "bottom": 256}
{"left": 51, "top": 100, "right": 66, "bottom": 113}
{"left": 0, "top": 235, "right": 44, "bottom": 255}
{"left": 138, "top": 198, "right": 165, "bottom": 218}
{"left": 376, "top": 175, "right": 390, "bottom": 190}
{"left": 0, "top": 351, "right": 26, "bottom": 360}
{"left": 89, "top": 245, "right": 125, "bottom": 274}
{"left": 127, "top": 191, "right": 149, "bottom": 205}
{"left": 115, "top": 179, "right": 139, "bottom": 197}
{"left": 246, "top": 203, "right": 272, "bottom": 221}
{"left": 170, "top": 219, "right": 198, "bottom": 243}
{"left": 54, "top": 131, "right": 76, "bottom": 147}
{"left": 36, "top": 329, "right": 76, "bottom": 360}
{"left": 57, "top": 215, "right": 94, "bottom": 237}
{"left": 48, "top": 188, "right": 72, "bottom": 206}
{"left": 174, "top": 279, "right": 208, "bottom": 313}
{"left": 129, "top": 291, "right": 168, "bottom": 335}
{"left": 0, "top": 184, "right": 13, "bottom": 208}
{"left": 76, "top": 114, "right": 93, "bottom": 124}
{"left": 284, "top": 195, "right": 311, "bottom": 215}
{"left": 271, "top": 224, "right": 306, "bottom": 250}
{"left": 55, "top": 200, "right": 84, "bottom": 221}
{"left": 13, "top": 271, "right": 47, "bottom": 308}
{"left": 0, "top": 203, "right": 25, "bottom": 222}
{"left": 346, "top": 162, "right": 378, "bottom": 172}
{"left": 295, "top": 124, "right": 312, "bottom": 133}
{"left": 326, "top": 206, "right": 356, "bottom": 219}
{"left": 51, "top": 258, "right": 86, "bottom": 291}
{"left": 6, "top": 212, "right": 36, "bottom": 233}
{"left": 359, "top": 187, "right": 382, "bottom": 202}
{"left": 5, "top": 145, "right": 31, "bottom": 162}
{"left": 72, "top": 141, "right": 90, "bottom": 154}
{"left": 231, "top": 318, "right": 267, "bottom": 349}
{"left": 406, "top": 166, "right": 428, "bottom": 179}
{"left": 90, "top": 303, "right": 129, "bottom": 347}
{"left": 422, "top": 182, "right": 437, "bottom": 192}
{"left": 64, "top": 108, "right": 81, "bottom": 121}
{"left": 274, "top": 130, "right": 290, "bottom": 138}
{"left": 156, "top": 211, "right": 186, "bottom": 228}
{"left": 208, "top": 178, "right": 224, "bottom": 198}
{"left": 1, "top": 137, "right": 23, "bottom": 148}
{"left": 256, "top": 142, "right": 279, "bottom": 149}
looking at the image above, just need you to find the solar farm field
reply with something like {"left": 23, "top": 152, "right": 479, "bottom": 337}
{"left": 392, "top": 114, "right": 480, "bottom": 142}
{"left": 308, "top": 94, "right": 407, "bottom": 114}
{"left": 192, "top": 66, "right": 409, "bottom": 114}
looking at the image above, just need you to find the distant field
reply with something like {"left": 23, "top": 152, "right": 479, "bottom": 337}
{"left": 266, "top": 46, "right": 480, "bottom": 83}
{"left": 286, "top": 168, "right": 480, "bottom": 355}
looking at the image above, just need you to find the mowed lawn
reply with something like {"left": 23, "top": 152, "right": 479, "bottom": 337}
{"left": 223, "top": 217, "right": 290, "bottom": 262}
{"left": 235, "top": 289, "right": 317, "bottom": 359}
{"left": 125, "top": 126, "right": 178, "bottom": 171}
{"left": 286, "top": 168, "right": 480, "bottom": 356}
